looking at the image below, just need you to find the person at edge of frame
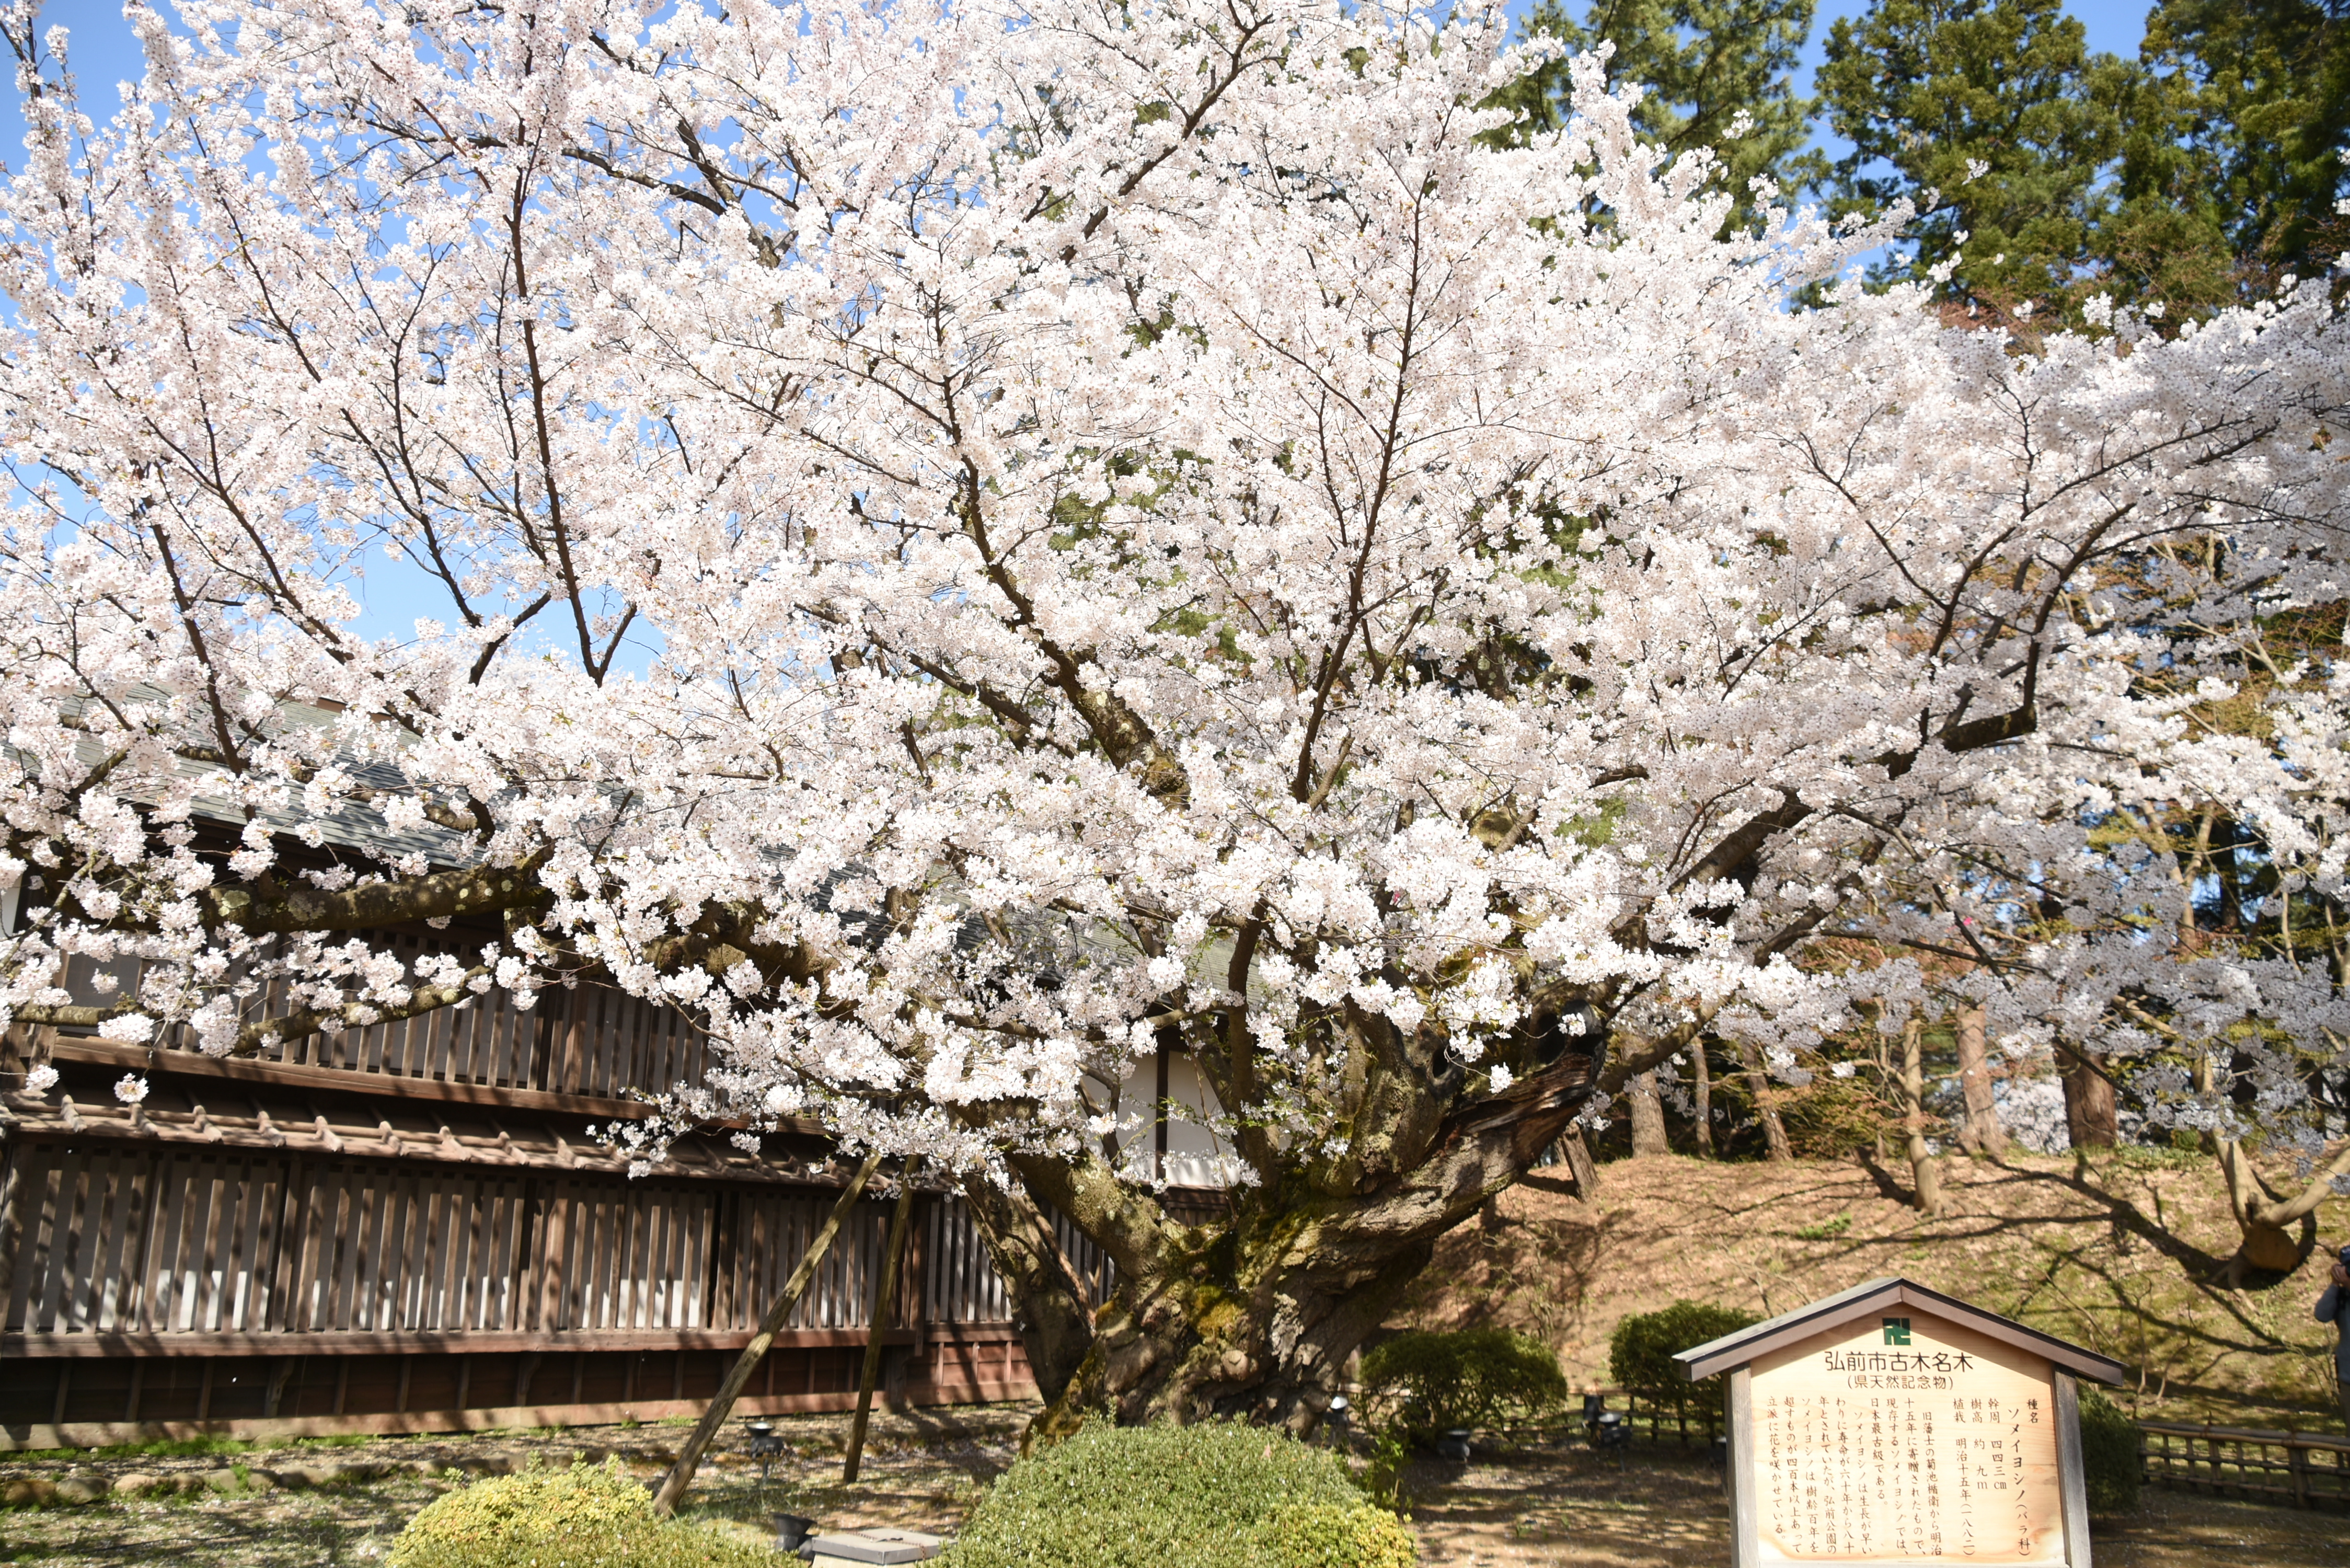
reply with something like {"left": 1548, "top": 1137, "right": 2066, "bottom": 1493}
{"left": 2319, "top": 1243, "right": 2350, "bottom": 1434}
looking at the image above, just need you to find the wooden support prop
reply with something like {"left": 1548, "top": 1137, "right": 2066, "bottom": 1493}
{"left": 843, "top": 1157, "right": 921, "bottom": 1485}
{"left": 651, "top": 1149, "right": 883, "bottom": 1516}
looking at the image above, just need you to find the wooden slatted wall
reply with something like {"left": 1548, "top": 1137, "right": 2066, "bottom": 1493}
{"left": 62, "top": 951, "right": 705, "bottom": 1100}
{"left": 2, "top": 1143, "right": 959, "bottom": 1341}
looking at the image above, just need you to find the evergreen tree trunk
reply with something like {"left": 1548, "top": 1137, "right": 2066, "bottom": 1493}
{"left": 1629, "top": 1071, "right": 1669, "bottom": 1156}
{"left": 1954, "top": 1003, "right": 2006, "bottom": 1156}
{"left": 2062, "top": 1047, "right": 2118, "bottom": 1148}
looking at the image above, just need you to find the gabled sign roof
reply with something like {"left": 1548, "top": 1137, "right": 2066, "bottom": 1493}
{"left": 1673, "top": 1275, "right": 2127, "bottom": 1384}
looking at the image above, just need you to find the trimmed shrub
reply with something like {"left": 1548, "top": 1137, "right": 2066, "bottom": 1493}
{"left": 940, "top": 1420, "right": 1414, "bottom": 1568}
{"left": 390, "top": 1459, "right": 776, "bottom": 1568}
{"left": 1357, "top": 1328, "right": 1566, "bottom": 1438}
{"left": 1607, "top": 1301, "right": 1759, "bottom": 1428}
{"left": 2077, "top": 1389, "right": 2142, "bottom": 1516}
{"left": 1252, "top": 1503, "right": 1418, "bottom": 1568}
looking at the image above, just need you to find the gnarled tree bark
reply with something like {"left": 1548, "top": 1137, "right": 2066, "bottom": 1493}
{"left": 1009, "top": 1022, "right": 1607, "bottom": 1438}
{"left": 2218, "top": 1136, "right": 2350, "bottom": 1281}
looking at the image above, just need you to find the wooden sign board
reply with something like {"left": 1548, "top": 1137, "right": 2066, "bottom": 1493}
{"left": 1677, "top": 1278, "right": 2127, "bottom": 1568}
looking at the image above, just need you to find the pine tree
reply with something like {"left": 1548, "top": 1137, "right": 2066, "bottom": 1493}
{"left": 1818, "top": 0, "right": 2133, "bottom": 317}
{"left": 1492, "top": 0, "right": 1827, "bottom": 234}
{"left": 2129, "top": 0, "right": 2350, "bottom": 287}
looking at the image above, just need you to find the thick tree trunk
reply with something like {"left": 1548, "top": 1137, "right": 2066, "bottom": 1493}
{"left": 1557, "top": 1127, "right": 1599, "bottom": 1200}
{"left": 1628, "top": 1072, "right": 1669, "bottom": 1156}
{"left": 957, "top": 1169, "right": 1100, "bottom": 1410}
{"left": 1691, "top": 1044, "right": 1714, "bottom": 1158}
{"left": 1017, "top": 1025, "right": 1606, "bottom": 1438}
{"left": 2062, "top": 1047, "right": 2118, "bottom": 1148}
{"left": 1953, "top": 1004, "right": 2006, "bottom": 1156}
{"left": 1736, "top": 1040, "right": 1793, "bottom": 1162}
{"left": 1899, "top": 1018, "right": 1942, "bottom": 1215}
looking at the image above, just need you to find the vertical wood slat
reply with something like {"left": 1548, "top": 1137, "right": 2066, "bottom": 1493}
{"left": 331, "top": 1170, "right": 367, "bottom": 1332}
{"left": 34, "top": 1150, "right": 87, "bottom": 1334}
{"left": 79, "top": 1153, "right": 128, "bottom": 1332}
{"left": 294, "top": 1167, "right": 336, "bottom": 1333}
{"left": 197, "top": 1163, "right": 234, "bottom": 1333}
{"left": 224, "top": 1166, "right": 262, "bottom": 1335}
{"left": 0, "top": 1148, "right": 30, "bottom": 1336}
{"left": 11, "top": 1154, "right": 61, "bottom": 1332}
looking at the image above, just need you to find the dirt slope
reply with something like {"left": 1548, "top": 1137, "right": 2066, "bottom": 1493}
{"left": 1384, "top": 1149, "right": 2350, "bottom": 1423}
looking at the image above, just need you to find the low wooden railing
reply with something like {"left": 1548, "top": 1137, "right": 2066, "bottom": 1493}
{"left": 1478, "top": 1389, "right": 1722, "bottom": 1451}
{"left": 2138, "top": 1420, "right": 2350, "bottom": 1512}
{"left": 1476, "top": 1397, "right": 2350, "bottom": 1515}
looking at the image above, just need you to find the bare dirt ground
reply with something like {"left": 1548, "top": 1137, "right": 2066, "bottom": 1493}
{"left": 2, "top": 1410, "right": 2340, "bottom": 1565}
{"left": 1388, "top": 1150, "right": 2350, "bottom": 1423}
{"left": 1396, "top": 1440, "right": 2342, "bottom": 1567}
{"left": 0, "top": 1405, "right": 1025, "bottom": 1566}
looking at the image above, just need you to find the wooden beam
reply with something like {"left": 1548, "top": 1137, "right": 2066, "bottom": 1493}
{"left": 844, "top": 1158, "right": 921, "bottom": 1484}
{"left": 652, "top": 1149, "right": 884, "bottom": 1517}
{"left": 41, "top": 1035, "right": 823, "bottom": 1134}
{"left": 0, "top": 1376, "right": 1042, "bottom": 1452}
{"left": 0, "top": 1324, "right": 944, "bottom": 1359}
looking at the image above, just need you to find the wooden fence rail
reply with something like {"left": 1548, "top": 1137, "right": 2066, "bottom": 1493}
{"left": 2137, "top": 1420, "right": 2350, "bottom": 1512}
{"left": 1481, "top": 1398, "right": 2350, "bottom": 1516}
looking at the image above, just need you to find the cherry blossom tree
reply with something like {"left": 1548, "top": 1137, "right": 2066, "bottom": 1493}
{"left": 3, "top": 0, "right": 2348, "bottom": 1431}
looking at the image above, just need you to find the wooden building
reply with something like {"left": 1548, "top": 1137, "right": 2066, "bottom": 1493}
{"left": 0, "top": 967, "right": 1110, "bottom": 1449}
{"left": 0, "top": 708, "right": 1223, "bottom": 1450}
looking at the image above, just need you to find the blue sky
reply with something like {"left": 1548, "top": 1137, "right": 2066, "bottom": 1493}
{"left": 4, "top": 0, "right": 2163, "bottom": 655}
{"left": 14, "top": 0, "right": 2161, "bottom": 157}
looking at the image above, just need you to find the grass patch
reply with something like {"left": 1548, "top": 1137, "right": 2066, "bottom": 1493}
{"left": 1793, "top": 1212, "right": 1851, "bottom": 1241}
{"left": 11, "top": 1435, "right": 262, "bottom": 1462}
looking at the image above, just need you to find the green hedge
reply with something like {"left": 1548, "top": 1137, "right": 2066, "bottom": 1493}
{"left": 390, "top": 1460, "right": 777, "bottom": 1568}
{"left": 940, "top": 1420, "right": 1413, "bottom": 1568}
{"left": 1357, "top": 1328, "right": 1565, "bottom": 1438}
{"left": 1607, "top": 1301, "right": 1758, "bottom": 1426}
{"left": 2077, "top": 1389, "right": 2142, "bottom": 1515}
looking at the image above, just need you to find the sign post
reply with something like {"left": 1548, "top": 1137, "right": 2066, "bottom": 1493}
{"left": 1676, "top": 1277, "right": 2125, "bottom": 1567}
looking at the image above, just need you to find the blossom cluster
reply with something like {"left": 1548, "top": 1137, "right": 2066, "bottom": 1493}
{"left": 0, "top": 1, "right": 2343, "bottom": 1182}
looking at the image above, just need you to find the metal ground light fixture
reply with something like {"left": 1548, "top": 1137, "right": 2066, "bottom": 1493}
{"left": 744, "top": 1420, "right": 786, "bottom": 1487}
